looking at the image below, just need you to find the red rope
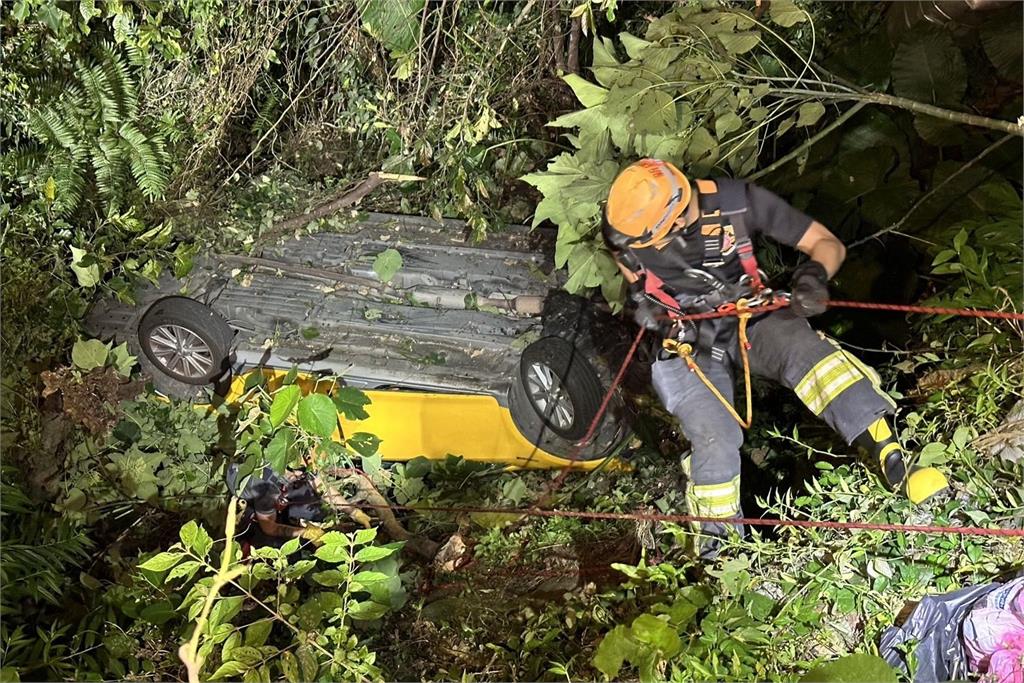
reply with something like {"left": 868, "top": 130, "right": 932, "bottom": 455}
{"left": 660, "top": 298, "right": 1024, "bottom": 322}
{"left": 370, "top": 503, "right": 1024, "bottom": 538}
{"left": 826, "top": 299, "right": 1024, "bottom": 321}
{"left": 535, "top": 327, "right": 646, "bottom": 507}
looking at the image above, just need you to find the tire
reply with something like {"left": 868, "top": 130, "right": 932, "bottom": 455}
{"left": 507, "top": 335, "right": 602, "bottom": 444}
{"left": 138, "top": 296, "right": 234, "bottom": 388}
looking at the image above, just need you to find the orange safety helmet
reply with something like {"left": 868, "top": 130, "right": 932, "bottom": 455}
{"left": 605, "top": 159, "right": 692, "bottom": 249}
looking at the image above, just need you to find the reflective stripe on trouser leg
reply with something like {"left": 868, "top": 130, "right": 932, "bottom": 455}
{"left": 653, "top": 353, "right": 744, "bottom": 552}
{"left": 745, "top": 310, "right": 896, "bottom": 443}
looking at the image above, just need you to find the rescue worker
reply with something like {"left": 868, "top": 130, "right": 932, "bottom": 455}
{"left": 602, "top": 159, "right": 949, "bottom": 555}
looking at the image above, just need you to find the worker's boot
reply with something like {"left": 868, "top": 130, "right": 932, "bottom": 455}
{"left": 855, "top": 417, "right": 949, "bottom": 504}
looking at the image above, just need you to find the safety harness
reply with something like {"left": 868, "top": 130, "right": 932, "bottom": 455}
{"left": 616, "top": 179, "right": 782, "bottom": 429}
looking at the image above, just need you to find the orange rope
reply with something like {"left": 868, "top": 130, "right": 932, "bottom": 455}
{"left": 679, "top": 309, "right": 753, "bottom": 428}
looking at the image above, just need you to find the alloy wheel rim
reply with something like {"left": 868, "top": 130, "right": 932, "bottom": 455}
{"left": 148, "top": 324, "right": 214, "bottom": 378}
{"left": 525, "top": 362, "right": 575, "bottom": 430}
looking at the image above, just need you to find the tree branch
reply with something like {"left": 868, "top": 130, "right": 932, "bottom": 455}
{"left": 848, "top": 134, "right": 1014, "bottom": 249}
{"left": 773, "top": 89, "right": 1024, "bottom": 136}
{"left": 566, "top": 15, "right": 581, "bottom": 74}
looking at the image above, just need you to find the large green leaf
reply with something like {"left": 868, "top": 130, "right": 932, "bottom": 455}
{"left": 769, "top": 0, "right": 807, "bottom": 27}
{"left": 796, "top": 101, "right": 825, "bottom": 128}
{"left": 521, "top": 153, "right": 617, "bottom": 230}
{"left": 632, "top": 90, "right": 676, "bottom": 135}
{"left": 715, "top": 111, "right": 743, "bottom": 138}
{"left": 717, "top": 31, "right": 761, "bottom": 55}
{"left": 564, "top": 243, "right": 618, "bottom": 293}
{"left": 265, "top": 428, "right": 296, "bottom": 473}
{"left": 269, "top": 385, "right": 301, "bottom": 427}
{"left": 72, "top": 338, "right": 108, "bottom": 371}
{"left": 372, "top": 248, "right": 402, "bottom": 283}
{"left": 630, "top": 614, "right": 681, "bottom": 657}
{"left": 800, "top": 654, "right": 898, "bottom": 683}
{"left": 618, "top": 32, "right": 652, "bottom": 60}
{"left": 592, "top": 625, "right": 638, "bottom": 679}
{"left": 891, "top": 29, "right": 966, "bottom": 107}
{"left": 296, "top": 394, "right": 338, "bottom": 438}
{"left": 334, "top": 386, "right": 371, "bottom": 420}
{"left": 357, "top": 0, "right": 424, "bottom": 57}
{"left": 981, "top": 10, "right": 1023, "bottom": 82}
{"left": 179, "top": 520, "right": 213, "bottom": 558}
{"left": 562, "top": 74, "right": 608, "bottom": 108}
{"left": 70, "top": 246, "right": 102, "bottom": 287}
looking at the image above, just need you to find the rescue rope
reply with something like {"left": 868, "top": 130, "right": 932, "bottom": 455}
{"left": 365, "top": 502, "right": 1024, "bottom": 538}
{"left": 826, "top": 300, "right": 1024, "bottom": 321}
{"left": 658, "top": 299, "right": 1024, "bottom": 322}
{"left": 530, "top": 294, "right": 1023, "bottom": 510}
{"left": 674, "top": 309, "right": 755, "bottom": 429}
{"left": 535, "top": 326, "right": 647, "bottom": 507}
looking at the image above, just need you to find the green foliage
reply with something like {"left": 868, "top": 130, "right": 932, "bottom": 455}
{"left": 523, "top": 3, "right": 825, "bottom": 302}
{"left": 0, "top": 468, "right": 93, "bottom": 611}
{"left": 357, "top": 0, "right": 425, "bottom": 79}
{"left": 372, "top": 248, "right": 403, "bottom": 284}
{"left": 800, "top": 654, "right": 898, "bottom": 683}
{"left": 9, "top": 46, "right": 168, "bottom": 217}
{"left": 151, "top": 512, "right": 403, "bottom": 681}
{"left": 55, "top": 397, "right": 222, "bottom": 523}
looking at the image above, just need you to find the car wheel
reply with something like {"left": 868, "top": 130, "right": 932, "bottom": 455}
{"left": 507, "top": 335, "right": 602, "bottom": 444}
{"left": 138, "top": 296, "right": 234, "bottom": 387}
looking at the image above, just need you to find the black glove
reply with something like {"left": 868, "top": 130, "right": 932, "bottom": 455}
{"left": 789, "top": 260, "right": 829, "bottom": 317}
{"left": 629, "top": 287, "right": 669, "bottom": 335}
{"left": 633, "top": 296, "right": 666, "bottom": 333}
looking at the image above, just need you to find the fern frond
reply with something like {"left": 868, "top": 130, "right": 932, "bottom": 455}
{"left": 92, "top": 133, "right": 124, "bottom": 200}
{"left": 97, "top": 44, "right": 138, "bottom": 120}
{"left": 24, "top": 74, "right": 74, "bottom": 102}
{"left": 47, "top": 154, "right": 87, "bottom": 216}
{"left": 118, "top": 123, "right": 168, "bottom": 199}
{"left": 25, "top": 107, "right": 77, "bottom": 150}
{"left": 0, "top": 145, "right": 47, "bottom": 185}
{"left": 0, "top": 469, "right": 93, "bottom": 609}
{"left": 77, "top": 62, "right": 120, "bottom": 128}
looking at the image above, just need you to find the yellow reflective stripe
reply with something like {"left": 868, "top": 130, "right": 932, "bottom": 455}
{"left": 867, "top": 417, "right": 892, "bottom": 442}
{"left": 795, "top": 351, "right": 864, "bottom": 415}
{"left": 879, "top": 441, "right": 901, "bottom": 466}
{"left": 693, "top": 476, "right": 740, "bottom": 498}
{"left": 823, "top": 337, "right": 897, "bottom": 411}
{"left": 691, "top": 500, "right": 739, "bottom": 516}
{"left": 689, "top": 476, "right": 740, "bottom": 517}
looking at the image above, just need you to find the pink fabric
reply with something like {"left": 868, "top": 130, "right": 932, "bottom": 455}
{"left": 965, "top": 609, "right": 1024, "bottom": 669}
{"left": 986, "top": 633, "right": 1024, "bottom": 683}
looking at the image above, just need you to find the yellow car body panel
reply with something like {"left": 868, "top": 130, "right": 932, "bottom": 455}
{"left": 217, "top": 368, "right": 609, "bottom": 470}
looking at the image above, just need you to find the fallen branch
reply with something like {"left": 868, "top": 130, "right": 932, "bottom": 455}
{"left": 217, "top": 254, "right": 403, "bottom": 300}
{"left": 256, "top": 172, "right": 423, "bottom": 246}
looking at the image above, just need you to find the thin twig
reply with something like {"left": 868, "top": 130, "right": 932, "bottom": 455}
{"left": 749, "top": 102, "right": 868, "bottom": 181}
{"left": 566, "top": 15, "right": 581, "bottom": 74}
{"left": 848, "top": 134, "right": 1014, "bottom": 249}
